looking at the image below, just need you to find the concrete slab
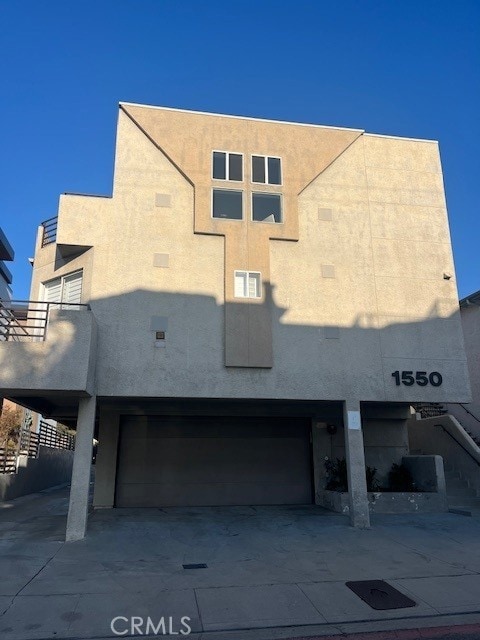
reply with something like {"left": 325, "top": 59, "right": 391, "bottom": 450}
{"left": 67, "top": 589, "right": 202, "bottom": 637}
{"left": 395, "top": 574, "right": 480, "bottom": 610}
{"left": 0, "top": 597, "right": 12, "bottom": 615}
{"left": 0, "top": 559, "right": 47, "bottom": 596}
{"left": 3, "top": 486, "right": 480, "bottom": 638}
{"left": 298, "top": 580, "right": 436, "bottom": 623}
{"left": 20, "top": 559, "right": 126, "bottom": 595}
{"left": 0, "top": 594, "right": 79, "bottom": 640}
{"left": 196, "top": 584, "right": 326, "bottom": 631}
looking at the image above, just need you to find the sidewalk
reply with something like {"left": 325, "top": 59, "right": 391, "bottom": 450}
{"left": 1, "top": 485, "right": 480, "bottom": 640}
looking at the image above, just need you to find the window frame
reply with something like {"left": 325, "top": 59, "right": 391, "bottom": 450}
{"left": 41, "top": 270, "right": 83, "bottom": 305}
{"left": 212, "top": 150, "right": 244, "bottom": 182}
{"left": 234, "top": 270, "right": 262, "bottom": 299}
{"left": 211, "top": 188, "right": 244, "bottom": 221}
{"left": 251, "top": 192, "right": 283, "bottom": 224}
{"left": 250, "top": 154, "right": 282, "bottom": 186}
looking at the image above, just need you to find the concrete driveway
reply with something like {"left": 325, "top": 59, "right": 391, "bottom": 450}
{"left": 2, "top": 484, "right": 480, "bottom": 639}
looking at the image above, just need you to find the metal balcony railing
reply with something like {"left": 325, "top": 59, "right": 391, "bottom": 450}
{"left": 41, "top": 216, "right": 58, "bottom": 247}
{"left": 0, "top": 299, "right": 90, "bottom": 342}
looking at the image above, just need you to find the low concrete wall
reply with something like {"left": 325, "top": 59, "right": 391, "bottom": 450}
{"left": 402, "top": 455, "right": 447, "bottom": 493}
{"left": 320, "top": 489, "right": 447, "bottom": 514}
{"left": 0, "top": 446, "right": 74, "bottom": 501}
{"left": 408, "top": 414, "right": 480, "bottom": 496}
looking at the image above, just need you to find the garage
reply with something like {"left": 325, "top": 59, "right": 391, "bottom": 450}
{"left": 115, "top": 415, "right": 313, "bottom": 507}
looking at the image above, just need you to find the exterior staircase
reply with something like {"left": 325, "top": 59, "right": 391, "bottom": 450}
{"left": 413, "top": 402, "right": 480, "bottom": 446}
{"left": 411, "top": 403, "right": 480, "bottom": 516}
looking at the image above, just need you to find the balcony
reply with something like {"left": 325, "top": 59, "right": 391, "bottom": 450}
{"left": 40, "top": 216, "right": 58, "bottom": 247}
{"left": 0, "top": 300, "right": 97, "bottom": 399}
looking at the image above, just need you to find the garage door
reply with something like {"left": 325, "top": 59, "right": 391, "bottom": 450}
{"left": 115, "top": 416, "right": 312, "bottom": 507}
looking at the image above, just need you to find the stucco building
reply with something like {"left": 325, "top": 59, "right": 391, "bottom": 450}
{"left": 0, "top": 103, "right": 471, "bottom": 540}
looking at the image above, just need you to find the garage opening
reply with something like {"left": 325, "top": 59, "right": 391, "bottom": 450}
{"left": 115, "top": 415, "right": 313, "bottom": 507}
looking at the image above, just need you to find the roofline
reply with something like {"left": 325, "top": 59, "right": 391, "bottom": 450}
{"left": 119, "top": 101, "right": 365, "bottom": 134}
{"left": 363, "top": 132, "right": 439, "bottom": 144}
{"left": 119, "top": 102, "right": 439, "bottom": 143}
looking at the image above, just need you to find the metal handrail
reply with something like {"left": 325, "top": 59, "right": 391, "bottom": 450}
{"left": 41, "top": 216, "right": 58, "bottom": 247}
{"left": 0, "top": 299, "right": 90, "bottom": 342}
{"left": 435, "top": 423, "right": 480, "bottom": 468}
{"left": 458, "top": 403, "right": 480, "bottom": 425}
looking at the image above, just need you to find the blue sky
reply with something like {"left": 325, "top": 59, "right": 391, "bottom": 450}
{"left": 0, "top": 0, "right": 478, "bottom": 298}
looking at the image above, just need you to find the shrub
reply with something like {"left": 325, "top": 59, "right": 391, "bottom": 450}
{"left": 388, "top": 463, "right": 416, "bottom": 492}
{"left": 324, "top": 457, "right": 379, "bottom": 492}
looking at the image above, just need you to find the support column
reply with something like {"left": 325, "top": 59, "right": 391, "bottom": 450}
{"left": 93, "top": 410, "right": 120, "bottom": 508}
{"left": 343, "top": 400, "right": 370, "bottom": 528}
{"left": 66, "top": 396, "right": 96, "bottom": 542}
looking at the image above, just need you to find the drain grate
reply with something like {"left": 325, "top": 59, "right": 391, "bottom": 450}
{"left": 182, "top": 563, "right": 208, "bottom": 569}
{"left": 346, "top": 580, "right": 416, "bottom": 610}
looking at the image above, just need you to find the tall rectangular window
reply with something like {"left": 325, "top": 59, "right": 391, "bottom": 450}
{"left": 212, "top": 151, "right": 243, "bottom": 181}
{"left": 251, "top": 155, "right": 282, "bottom": 185}
{"left": 234, "top": 271, "right": 261, "bottom": 299}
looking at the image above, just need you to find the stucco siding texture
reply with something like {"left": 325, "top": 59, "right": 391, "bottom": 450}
{"left": 30, "top": 107, "right": 469, "bottom": 403}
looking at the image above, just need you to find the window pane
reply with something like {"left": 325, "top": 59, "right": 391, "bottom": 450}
{"left": 213, "top": 189, "right": 243, "bottom": 219}
{"left": 252, "top": 156, "right": 265, "bottom": 183}
{"left": 213, "top": 152, "right": 226, "bottom": 179}
{"left": 248, "top": 273, "right": 261, "bottom": 298}
{"left": 252, "top": 193, "right": 282, "bottom": 223}
{"left": 229, "top": 154, "right": 243, "bottom": 181}
{"left": 268, "top": 157, "right": 281, "bottom": 185}
{"left": 234, "top": 272, "right": 247, "bottom": 297}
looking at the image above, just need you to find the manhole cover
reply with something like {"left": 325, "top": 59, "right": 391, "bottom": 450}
{"left": 182, "top": 563, "right": 207, "bottom": 569}
{"left": 346, "top": 580, "right": 416, "bottom": 610}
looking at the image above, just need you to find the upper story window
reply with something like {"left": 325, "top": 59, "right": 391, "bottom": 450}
{"left": 212, "top": 189, "right": 243, "bottom": 220}
{"left": 212, "top": 151, "right": 243, "bottom": 181}
{"left": 234, "top": 271, "right": 261, "bottom": 299}
{"left": 42, "top": 270, "right": 83, "bottom": 307}
{"left": 251, "top": 155, "right": 282, "bottom": 185}
{"left": 252, "top": 193, "right": 282, "bottom": 223}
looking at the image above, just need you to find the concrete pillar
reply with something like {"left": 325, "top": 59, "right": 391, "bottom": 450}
{"left": 343, "top": 400, "right": 370, "bottom": 528}
{"left": 93, "top": 410, "right": 120, "bottom": 508}
{"left": 66, "top": 395, "right": 96, "bottom": 542}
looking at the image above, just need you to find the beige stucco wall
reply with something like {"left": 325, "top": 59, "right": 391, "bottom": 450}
{"left": 23, "top": 105, "right": 470, "bottom": 403}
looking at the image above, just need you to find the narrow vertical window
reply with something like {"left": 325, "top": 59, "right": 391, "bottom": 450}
{"left": 213, "top": 152, "right": 226, "bottom": 180}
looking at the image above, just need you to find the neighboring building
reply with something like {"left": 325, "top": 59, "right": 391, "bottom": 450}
{"left": 0, "top": 227, "right": 14, "bottom": 303}
{"left": 0, "top": 103, "right": 471, "bottom": 540}
{"left": 446, "top": 290, "right": 480, "bottom": 439}
{"left": 0, "top": 227, "right": 14, "bottom": 413}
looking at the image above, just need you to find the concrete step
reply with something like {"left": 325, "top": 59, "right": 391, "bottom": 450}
{"left": 446, "top": 480, "right": 476, "bottom": 495}
{"left": 448, "top": 497, "right": 480, "bottom": 508}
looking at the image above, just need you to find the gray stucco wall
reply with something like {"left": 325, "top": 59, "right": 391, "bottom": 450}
{"left": 0, "top": 446, "right": 74, "bottom": 501}
{"left": 0, "top": 309, "right": 97, "bottom": 395}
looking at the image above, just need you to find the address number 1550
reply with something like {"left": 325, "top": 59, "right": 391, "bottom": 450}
{"left": 392, "top": 371, "right": 443, "bottom": 387}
